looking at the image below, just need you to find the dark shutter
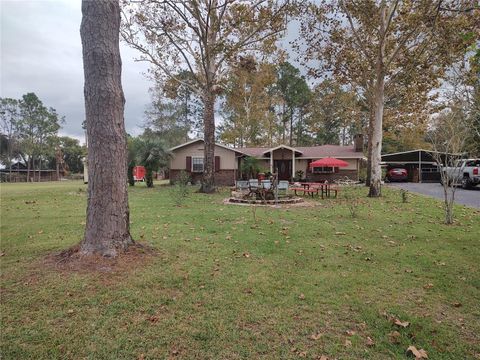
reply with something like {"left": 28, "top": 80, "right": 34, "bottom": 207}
{"left": 215, "top": 156, "right": 220, "bottom": 172}
{"left": 186, "top": 156, "right": 192, "bottom": 172}
{"left": 334, "top": 166, "right": 339, "bottom": 173}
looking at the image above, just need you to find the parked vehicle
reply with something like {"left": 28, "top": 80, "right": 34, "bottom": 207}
{"left": 385, "top": 167, "right": 408, "bottom": 182}
{"left": 133, "top": 166, "right": 146, "bottom": 182}
{"left": 441, "top": 159, "right": 480, "bottom": 189}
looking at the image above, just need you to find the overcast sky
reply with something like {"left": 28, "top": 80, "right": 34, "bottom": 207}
{"left": 1, "top": 1, "right": 304, "bottom": 143}
{"left": 0, "top": 0, "right": 151, "bottom": 141}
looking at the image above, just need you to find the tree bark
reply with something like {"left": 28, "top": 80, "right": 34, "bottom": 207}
{"left": 80, "top": 0, "right": 133, "bottom": 256}
{"left": 368, "top": 4, "right": 387, "bottom": 198}
{"left": 199, "top": 91, "right": 216, "bottom": 193}
{"left": 365, "top": 104, "right": 374, "bottom": 187}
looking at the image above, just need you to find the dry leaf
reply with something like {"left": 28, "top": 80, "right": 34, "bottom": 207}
{"left": 298, "top": 293, "right": 305, "bottom": 300}
{"left": 406, "top": 345, "right": 428, "bottom": 359}
{"left": 299, "top": 351, "right": 307, "bottom": 357}
{"left": 67, "top": 309, "right": 74, "bottom": 314}
{"left": 310, "top": 332, "right": 322, "bottom": 340}
{"left": 394, "top": 318, "right": 410, "bottom": 328}
{"left": 243, "top": 252, "right": 250, "bottom": 258}
{"left": 335, "top": 232, "right": 347, "bottom": 235}
{"left": 388, "top": 331, "right": 401, "bottom": 344}
{"left": 452, "top": 302, "right": 462, "bottom": 308}
{"left": 137, "top": 354, "right": 145, "bottom": 360}
{"left": 344, "top": 339, "right": 352, "bottom": 347}
{"left": 423, "top": 283, "right": 434, "bottom": 289}
{"left": 318, "top": 356, "right": 329, "bottom": 360}
{"left": 346, "top": 330, "right": 356, "bottom": 336}
{"left": 366, "top": 336, "right": 375, "bottom": 347}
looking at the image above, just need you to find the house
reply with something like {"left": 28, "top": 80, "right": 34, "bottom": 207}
{"left": 169, "top": 135, "right": 365, "bottom": 186}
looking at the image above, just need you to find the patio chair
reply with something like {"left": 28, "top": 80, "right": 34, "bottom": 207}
{"left": 236, "top": 180, "right": 249, "bottom": 191}
{"left": 261, "top": 180, "right": 272, "bottom": 189}
{"left": 248, "top": 179, "right": 259, "bottom": 190}
{"left": 277, "top": 180, "right": 289, "bottom": 196}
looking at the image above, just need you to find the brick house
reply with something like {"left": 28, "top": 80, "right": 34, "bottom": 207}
{"left": 169, "top": 135, "right": 365, "bottom": 186}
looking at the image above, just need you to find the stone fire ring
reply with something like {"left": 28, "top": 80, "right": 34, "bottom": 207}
{"left": 226, "top": 197, "right": 304, "bottom": 205}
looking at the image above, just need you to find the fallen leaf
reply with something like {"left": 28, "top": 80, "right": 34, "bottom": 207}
{"left": 406, "top": 345, "right": 428, "bottom": 359}
{"left": 335, "top": 232, "right": 347, "bottom": 235}
{"left": 318, "top": 356, "right": 329, "bottom": 360}
{"left": 0, "top": 252, "right": 5, "bottom": 257}
{"left": 388, "top": 331, "right": 401, "bottom": 344}
{"left": 298, "top": 351, "right": 307, "bottom": 357}
{"left": 394, "top": 318, "right": 410, "bottom": 328}
{"left": 298, "top": 293, "right": 305, "bottom": 300}
{"left": 405, "top": 269, "right": 413, "bottom": 273}
{"left": 346, "top": 330, "right": 356, "bottom": 336}
{"left": 67, "top": 309, "right": 74, "bottom": 314}
{"left": 344, "top": 339, "right": 352, "bottom": 347}
{"left": 243, "top": 252, "right": 250, "bottom": 258}
{"left": 366, "top": 336, "right": 375, "bottom": 347}
{"left": 137, "top": 354, "right": 145, "bottom": 360}
{"left": 452, "top": 302, "right": 462, "bottom": 308}
{"left": 309, "top": 332, "right": 322, "bottom": 340}
{"left": 423, "top": 283, "right": 434, "bottom": 289}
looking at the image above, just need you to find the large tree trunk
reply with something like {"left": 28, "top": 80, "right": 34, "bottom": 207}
{"left": 365, "top": 105, "right": 374, "bottom": 187}
{"left": 199, "top": 91, "right": 216, "bottom": 193}
{"left": 368, "top": 60, "right": 385, "bottom": 196}
{"left": 80, "top": 0, "right": 133, "bottom": 257}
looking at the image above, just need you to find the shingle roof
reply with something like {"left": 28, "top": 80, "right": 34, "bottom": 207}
{"left": 240, "top": 144, "right": 363, "bottom": 159}
{"left": 170, "top": 139, "right": 364, "bottom": 159}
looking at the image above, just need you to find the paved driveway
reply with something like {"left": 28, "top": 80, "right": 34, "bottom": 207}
{"left": 387, "top": 182, "right": 480, "bottom": 209}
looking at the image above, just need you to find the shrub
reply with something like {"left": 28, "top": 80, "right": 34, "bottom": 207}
{"left": 172, "top": 170, "right": 190, "bottom": 205}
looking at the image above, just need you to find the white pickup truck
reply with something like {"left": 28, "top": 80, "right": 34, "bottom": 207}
{"left": 441, "top": 159, "right": 480, "bottom": 189}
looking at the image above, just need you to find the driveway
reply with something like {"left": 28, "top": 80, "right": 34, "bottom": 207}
{"left": 387, "top": 182, "right": 480, "bottom": 209}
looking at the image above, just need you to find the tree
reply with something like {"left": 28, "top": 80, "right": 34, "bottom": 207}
{"left": 80, "top": 0, "right": 133, "bottom": 257}
{"left": 135, "top": 137, "right": 170, "bottom": 187}
{"left": 298, "top": 0, "right": 477, "bottom": 196}
{"left": 428, "top": 108, "right": 470, "bottom": 224}
{"left": 0, "top": 98, "right": 20, "bottom": 179}
{"left": 17, "top": 93, "right": 62, "bottom": 182}
{"left": 220, "top": 56, "right": 277, "bottom": 147}
{"left": 276, "top": 62, "right": 311, "bottom": 146}
{"left": 144, "top": 74, "right": 203, "bottom": 148}
{"left": 121, "top": 0, "right": 289, "bottom": 193}
{"left": 47, "top": 136, "right": 86, "bottom": 174}
{"left": 306, "top": 80, "right": 362, "bottom": 146}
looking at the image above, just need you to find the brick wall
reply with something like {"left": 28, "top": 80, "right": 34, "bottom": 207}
{"left": 169, "top": 169, "right": 236, "bottom": 186}
{"left": 305, "top": 169, "right": 358, "bottom": 182}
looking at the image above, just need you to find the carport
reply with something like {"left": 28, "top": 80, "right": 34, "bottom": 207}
{"left": 381, "top": 149, "right": 441, "bottom": 183}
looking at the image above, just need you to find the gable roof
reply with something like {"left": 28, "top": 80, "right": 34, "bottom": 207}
{"left": 169, "top": 139, "right": 244, "bottom": 154}
{"left": 241, "top": 144, "right": 363, "bottom": 159}
{"left": 170, "top": 139, "right": 364, "bottom": 159}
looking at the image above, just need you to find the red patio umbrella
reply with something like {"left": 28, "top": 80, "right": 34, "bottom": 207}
{"left": 309, "top": 157, "right": 349, "bottom": 168}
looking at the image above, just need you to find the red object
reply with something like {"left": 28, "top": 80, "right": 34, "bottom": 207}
{"left": 309, "top": 157, "right": 349, "bottom": 168}
{"left": 133, "top": 166, "right": 146, "bottom": 181}
{"left": 386, "top": 168, "right": 408, "bottom": 182}
{"left": 474, "top": 167, "right": 479, "bottom": 175}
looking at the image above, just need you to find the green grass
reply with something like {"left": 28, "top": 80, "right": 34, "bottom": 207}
{"left": 1, "top": 181, "right": 479, "bottom": 359}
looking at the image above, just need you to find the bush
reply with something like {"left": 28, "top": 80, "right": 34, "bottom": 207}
{"left": 171, "top": 170, "right": 190, "bottom": 205}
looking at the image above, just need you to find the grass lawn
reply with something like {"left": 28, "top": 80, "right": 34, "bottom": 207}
{"left": 1, "top": 181, "right": 479, "bottom": 359}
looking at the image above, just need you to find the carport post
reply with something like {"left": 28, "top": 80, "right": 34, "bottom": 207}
{"left": 419, "top": 151, "right": 422, "bottom": 183}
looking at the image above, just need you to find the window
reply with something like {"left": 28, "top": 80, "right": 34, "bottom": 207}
{"left": 312, "top": 166, "right": 335, "bottom": 174}
{"left": 192, "top": 157, "right": 204, "bottom": 172}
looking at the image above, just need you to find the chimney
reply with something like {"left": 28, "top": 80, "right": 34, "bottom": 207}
{"left": 353, "top": 134, "right": 364, "bottom": 152}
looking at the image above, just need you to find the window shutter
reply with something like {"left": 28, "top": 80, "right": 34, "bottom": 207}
{"left": 186, "top": 156, "right": 192, "bottom": 172}
{"left": 215, "top": 156, "right": 220, "bottom": 172}
{"left": 334, "top": 166, "right": 339, "bottom": 173}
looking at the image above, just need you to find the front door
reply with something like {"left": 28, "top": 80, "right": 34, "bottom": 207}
{"left": 274, "top": 160, "right": 292, "bottom": 180}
